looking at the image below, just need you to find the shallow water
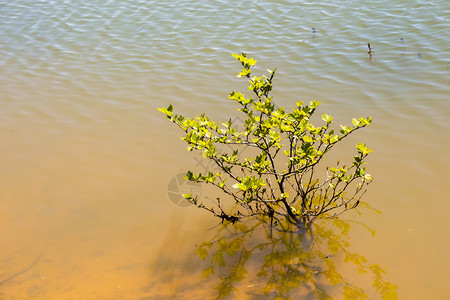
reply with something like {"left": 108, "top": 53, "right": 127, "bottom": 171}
{"left": 1, "top": 0, "right": 449, "bottom": 298}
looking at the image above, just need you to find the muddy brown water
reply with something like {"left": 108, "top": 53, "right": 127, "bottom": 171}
{"left": 1, "top": 0, "right": 449, "bottom": 298}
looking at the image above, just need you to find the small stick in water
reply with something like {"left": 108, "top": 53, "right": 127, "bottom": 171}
{"left": 367, "top": 43, "right": 375, "bottom": 63}
{"left": 367, "top": 43, "right": 374, "bottom": 57}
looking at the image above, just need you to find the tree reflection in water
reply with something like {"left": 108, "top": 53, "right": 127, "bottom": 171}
{"left": 196, "top": 214, "right": 398, "bottom": 299}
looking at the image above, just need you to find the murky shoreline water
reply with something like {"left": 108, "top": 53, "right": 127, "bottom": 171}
{"left": 1, "top": 0, "right": 449, "bottom": 298}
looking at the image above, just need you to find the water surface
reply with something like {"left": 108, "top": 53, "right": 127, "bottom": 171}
{"left": 1, "top": 0, "right": 449, "bottom": 298}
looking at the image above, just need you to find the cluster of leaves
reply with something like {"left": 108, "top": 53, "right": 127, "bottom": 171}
{"left": 159, "top": 53, "right": 373, "bottom": 226}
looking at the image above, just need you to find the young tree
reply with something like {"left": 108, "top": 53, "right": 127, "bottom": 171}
{"left": 159, "top": 53, "right": 373, "bottom": 227}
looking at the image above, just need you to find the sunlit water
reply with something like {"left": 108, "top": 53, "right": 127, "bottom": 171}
{"left": 1, "top": 0, "right": 449, "bottom": 298}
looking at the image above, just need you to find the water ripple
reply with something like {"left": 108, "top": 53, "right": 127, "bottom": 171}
{"left": 0, "top": 0, "right": 448, "bottom": 129}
